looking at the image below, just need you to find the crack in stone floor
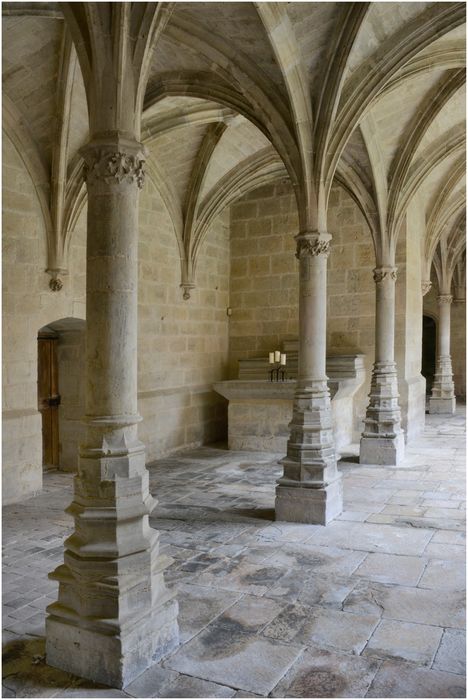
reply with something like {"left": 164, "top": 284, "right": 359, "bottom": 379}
{"left": 2, "top": 409, "right": 466, "bottom": 698}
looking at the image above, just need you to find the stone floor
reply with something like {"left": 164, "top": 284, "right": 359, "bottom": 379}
{"left": 3, "top": 409, "right": 466, "bottom": 698}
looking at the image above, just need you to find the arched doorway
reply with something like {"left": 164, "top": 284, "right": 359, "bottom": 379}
{"left": 37, "top": 318, "right": 86, "bottom": 472}
{"left": 422, "top": 315, "right": 437, "bottom": 395}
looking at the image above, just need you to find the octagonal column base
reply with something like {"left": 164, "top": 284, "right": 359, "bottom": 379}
{"left": 46, "top": 597, "right": 178, "bottom": 689}
{"left": 275, "top": 477, "right": 343, "bottom": 525}
{"left": 429, "top": 396, "right": 456, "bottom": 414}
{"left": 360, "top": 432, "right": 405, "bottom": 466}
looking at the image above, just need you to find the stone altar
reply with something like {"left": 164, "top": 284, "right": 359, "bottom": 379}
{"left": 214, "top": 345, "right": 365, "bottom": 455}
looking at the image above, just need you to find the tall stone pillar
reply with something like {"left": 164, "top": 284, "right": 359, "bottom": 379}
{"left": 429, "top": 294, "right": 456, "bottom": 414}
{"left": 45, "top": 137, "right": 179, "bottom": 688}
{"left": 360, "top": 267, "right": 405, "bottom": 465}
{"left": 276, "top": 231, "right": 342, "bottom": 525}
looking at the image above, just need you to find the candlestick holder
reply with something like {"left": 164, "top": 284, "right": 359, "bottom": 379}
{"left": 269, "top": 364, "right": 287, "bottom": 382}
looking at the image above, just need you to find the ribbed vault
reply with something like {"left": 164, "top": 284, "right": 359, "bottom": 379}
{"left": 2, "top": 0, "right": 465, "bottom": 293}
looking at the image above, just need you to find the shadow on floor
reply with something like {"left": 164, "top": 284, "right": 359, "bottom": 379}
{"left": 2, "top": 637, "right": 114, "bottom": 696}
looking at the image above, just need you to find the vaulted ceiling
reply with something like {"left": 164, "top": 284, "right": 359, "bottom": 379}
{"left": 2, "top": 2, "right": 466, "bottom": 294}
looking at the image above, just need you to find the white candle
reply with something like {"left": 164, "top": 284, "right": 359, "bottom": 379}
{"left": 274, "top": 350, "right": 281, "bottom": 363}
{"left": 280, "top": 353, "right": 286, "bottom": 366}
{"left": 269, "top": 352, "right": 275, "bottom": 364}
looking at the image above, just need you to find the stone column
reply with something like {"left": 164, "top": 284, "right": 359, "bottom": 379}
{"left": 360, "top": 266, "right": 405, "bottom": 465}
{"left": 276, "top": 231, "right": 342, "bottom": 525}
{"left": 429, "top": 294, "right": 456, "bottom": 414}
{"left": 46, "top": 136, "right": 179, "bottom": 688}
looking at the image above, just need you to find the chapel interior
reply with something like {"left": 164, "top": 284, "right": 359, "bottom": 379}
{"left": 2, "top": 1, "right": 466, "bottom": 698}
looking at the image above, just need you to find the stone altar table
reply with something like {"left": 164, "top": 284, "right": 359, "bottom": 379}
{"left": 214, "top": 349, "right": 365, "bottom": 454}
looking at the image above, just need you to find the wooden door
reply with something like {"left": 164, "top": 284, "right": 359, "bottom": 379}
{"left": 38, "top": 335, "right": 60, "bottom": 469}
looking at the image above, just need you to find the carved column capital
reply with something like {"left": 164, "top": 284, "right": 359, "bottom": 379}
{"left": 373, "top": 266, "right": 398, "bottom": 284}
{"left": 81, "top": 138, "right": 146, "bottom": 189}
{"left": 437, "top": 294, "right": 453, "bottom": 305}
{"left": 295, "top": 231, "right": 331, "bottom": 260}
{"left": 421, "top": 280, "right": 432, "bottom": 296}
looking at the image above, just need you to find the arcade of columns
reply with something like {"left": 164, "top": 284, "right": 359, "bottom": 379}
{"left": 2, "top": 1, "right": 465, "bottom": 689}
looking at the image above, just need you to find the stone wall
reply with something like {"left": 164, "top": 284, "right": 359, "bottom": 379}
{"left": 395, "top": 201, "right": 426, "bottom": 441}
{"left": 2, "top": 132, "right": 86, "bottom": 503}
{"left": 228, "top": 181, "right": 298, "bottom": 378}
{"left": 137, "top": 177, "right": 230, "bottom": 460}
{"left": 2, "top": 134, "right": 230, "bottom": 504}
{"left": 229, "top": 180, "right": 376, "bottom": 441}
{"left": 326, "top": 185, "right": 376, "bottom": 438}
{"left": 424, "top": 276, "right": 466, "bottom": 400}
{"left": 451, "top": 301, "right": 466, "bottom": 399}
{"left": 228, "top": 180, "right": 438, "bottom": 444}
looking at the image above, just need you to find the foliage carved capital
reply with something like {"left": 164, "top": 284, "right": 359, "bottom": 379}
{"left": 438, "top": 294, "right": 453, "bottom": 305}
{"left": 82, "top": 149, "right": 145, "bottom": 189}
{"left": 421, "top": 280, "right": 432, "bottom": 296}
{"left": 295, "top": 237, "right": 331, "bottom": 260}
{"left": 373, "top": 267, "right": 397, "bottom": 284}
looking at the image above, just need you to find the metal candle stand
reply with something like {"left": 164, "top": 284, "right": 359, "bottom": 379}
{"left": 269, "top": 364, "right": 286, "bottom": 382}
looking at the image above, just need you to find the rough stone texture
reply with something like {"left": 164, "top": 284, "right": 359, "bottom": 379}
{"left": 165, "top": 620, "right": 303, "bottom": 695}
{"left": 424, "top": 281, "right": 466, "bottom": 401}
{"left": 418, "top": 558, "right": 466, "bottom": 591}
{"left": 363, "top": 619, "right": 443, "bottom": 665}
{"left": 395, "top": 206, "right": 427, "bottom": 442}
{"left": 138, "top": 177, "right": 230, "bottom": 461}
{"left": 229, "top": 182, "right": 376, "bottom": 442}
{"left": 270, "top": 648, "right": 381, "bottom": 698}
{"left": 433, "top": 629, "right": 466, "bottom": 676}
{"left": 451, "top": 301, "right": 466, "bottom": 399}
{"left": 3, "top": 409, "right": 465, "bottom": 697}
{"left": 2, "top": 134, "right": 230, "bottom": 504}
{"left": 354, "top": 552, "right": 426, "bottom": 586}
{"left": 2, "top": 133, "right": 87, "bottom": 503}
{"left": 367, "top": 660, "right": 466, "bottom": 698}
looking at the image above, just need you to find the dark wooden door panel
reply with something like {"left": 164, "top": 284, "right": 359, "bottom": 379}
{"left": 38, "top": 336, "right": 60, "bottom": 468}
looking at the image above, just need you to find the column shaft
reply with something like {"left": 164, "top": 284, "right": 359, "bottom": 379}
{"left": 429, "top": 294, "right": 456, "bottom": 414}
{"left": 360, "top": 267, "right": 405, "bottom": 465}
{"left": 275, "top": 231, "right": 343, "bottom": 525}
{"left": 46, "top": 138, "right": 179, "bottom": 688}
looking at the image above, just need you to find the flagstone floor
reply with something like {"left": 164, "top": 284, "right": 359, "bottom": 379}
{"left": 2, "top": 408, "right": 466, "bottom": 698}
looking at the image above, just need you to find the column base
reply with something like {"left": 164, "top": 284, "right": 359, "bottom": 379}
{"left": 429, "top": 396, "right": 456, "bottom": 414}
{"left": 275, "top": 477, "right": 343, "bottom": 525}
{"left": 360, "top": 432, "right": 405, "bottom": 466}
{"left": 46, "top": 597, "right": 179, "bottom": 689}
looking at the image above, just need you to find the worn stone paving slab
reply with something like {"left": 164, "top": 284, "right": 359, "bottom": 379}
{"left": 363, "top": 619, "right": 443, "bottom": 665}
{"left": 294, "top": 574, "right": 357, "bottom": 610}
{"left": 164, "top": 619, "right": 303, "bottom": 695}
{"left": 365, "top": 513, "right": 465, "bottom": 531}
{"left": 2, "top": 409, "right": 465, "bottom": 698}
{"left": 423, "top": 542, "right": 466, "bottom": 561}
{"left": 54, "top": 687, "right": 131, "bottom": 698}
{"left": 366, "top": 659, "right": 466, "bottom": 698}
{"left": 2, "top": 638, "right": 84, "bottom": 698}
{"left": 353, "top": 552, "right": 426, "bottom": 586}
{"left": 418, "top": 558, "right": 466, "bottom": 591}
{"left": 190, "top": 559, "right": 291, "bottom": 595}
{"left": 263, "top": 602, "right": 380, "bottom": 654}
{"left": 433, "top": 629, "right": 466, "bottom": 676}
{"left": 344, "top": 580, "right": 465, "bottom": 628}
{"left": 267, "top": 543, "right": 366, "bottom": 576}
{"left": 175, "top": 583, "right": 243, "bottom": 643}
{"left": 270, "top": 648, "right": 381, "bottom": 698}
{"left": 124, "top": 663, "right": 236, "bottom": 698}
{"left": 305, "top": 520, "right": 434, "bottom": 556}
{"left": 216, "top": 594, "right": 285, "bottom": 632}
